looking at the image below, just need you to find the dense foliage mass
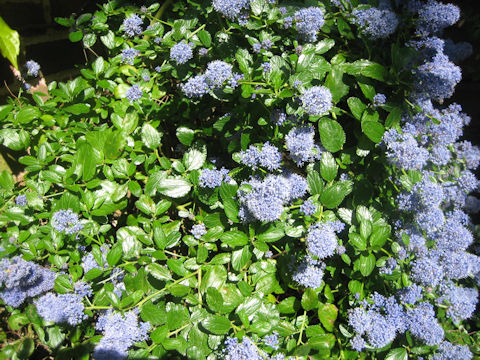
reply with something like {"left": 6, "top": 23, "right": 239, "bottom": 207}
{"left": 1, "top": 0, "right": 479, "bottom": 359}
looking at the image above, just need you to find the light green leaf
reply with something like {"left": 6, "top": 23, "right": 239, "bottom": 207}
{"left": 141, "top": 123, "right": 162, "bottom": 150}
{"left": 0, "top": 17, "right": 20, "bottom": 68}
{"left": 318, "top": 118, "right": 346, "bottom": 153}
{"left": 183, "top": 142, "right": 207, "bottom": 171}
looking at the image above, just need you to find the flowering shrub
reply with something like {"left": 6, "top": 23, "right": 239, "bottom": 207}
{"left": 1, "top": 0, "right": 479, "bottom": 359}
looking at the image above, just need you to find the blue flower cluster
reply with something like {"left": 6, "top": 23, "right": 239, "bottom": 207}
{"left": 300, "top": 200, "right": 316, "bottom": 216}
{"left": 372, "top": 93, "right": 386, "bottom": 107}
{"left": 432, "top": 341, "right": 473, "bottom": 360}
{"left": 270, "top": 109, "right": 287, "bottom": 126}
{"left": 294, "top": 7, "right": 325, "bottom": 42}
{"left": 125, "top": 85, "right": 143, "bottom": 102}
{"left": 35, "top": 293, "right": 87, "bottom": 326}
{"left": 414, "top": 0, "right": 460, "bottom": 36}
{"left": 223, "top": 334, "right": 285, "bottom": 359}
{"left": 239, "top": 142, "right": 282, "bottom": 170}
{"left": 212, "top": 0, "right": 250, "bottom": 20}
{"left": 352, "top": 4, "right": 399, "bottom": 39}
{"left": 51, "top": 209, "right": 84, "bottom": 235}
{"left": 25, "top": 60, "right": 40, "bottom": 77}
{"left": 306, "top": 221, "right": 344, "bottom": 260}
{"left": 121, "top": 47, "right": 140, "bottom": 65}
{"left": 292, "top": 255, "right": 326, "bottom": 289}
{"left": 191, "top": 223, "right": 207, "bottom": 239}
{"left": 181, "top": 60, "right": 238, "bottom": 98}
{"left": 15, "top": 194, "right": 27, "bottom": 207}
{"left": 0, "top": 256, "right": 56, "bottom": 307}
{"left": 122, "top": 14, "right": 143, "bottom": 37}
{"left": 170, "top": 42, "right": 193, "bottom": 64}
{"left": 348, "top": 291, "right": 448, "bottom": 351}
{"left": 300, "top": 86, "right": 333, "bottom": 116}
{"left": 285, "top": 126, "right": 323, "bottom": 166}
{"left": 238, "top": 172, "right": 307, "bottom": 222}
{"left": 93, "top": 310, "right": 151, "bottom": 360}
{"left": 199, "top": 167, "right": 231, "bottom": 188}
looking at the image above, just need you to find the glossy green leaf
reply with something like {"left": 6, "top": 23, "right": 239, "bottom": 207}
{"left": 318, "top": 118, "right": 346, "bottom": 153}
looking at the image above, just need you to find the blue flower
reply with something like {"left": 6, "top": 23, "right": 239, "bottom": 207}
{"left": 74, "top": 281, "right": 93, "bottom": 297}
{"left": 415, "top": 0, "right": 460, "bottom": 36}
{"left": 205, "top": 60, "right": 233, "bottom": 88}
{"left": 373, "top": 93, "right": 386, "bottom": 107}
{"left": 432, "top": 341, "right": 473, "bottom": 360}
{"left": 406, "top": 302, "right": 444, "bottom": 346}
{"left": 181, "top": 75, "right": 210, "bottom": 98}
{"left": 258, "top": 142, "right": 282, "bottom": 170}
{"left": 293, "top": 256, "right": 325, "bottom": 288}
{"left": 25, "top": 60, "right": 40, "bottom": 77}
{"left": 285, "top": 126, "right": 323, "bottom": 166}
{"left": 437, "top": 283, "right": 478, "bottom": 323}
{"left": 15, "top": 195, "right": 27, "bottom": 207}
{"left": 306, "top": 221, "right": 344, "bottom": 259}
{"left": 223, "top": 336, "right": 265, "bottom": 360}
{"left": 198, "top": 47, "right": 209, "bottom": 56}
{"left": 263, "top": 331, "right": 279, "bottom": 349}
{"left": 294, "top": 7, "right": 325, "bottom": 42}
{"left": 0, "top": 257, "right": 56, "bottom": 307}
{"left": 121, "top": 47, "right": 140, "bottom": 65}
{"left": 125, "top": 85, "right": 143, "bottom": 102}
{"left": 35, "top": 293, "right": 87, "bottom": 325}
{"left": 170, "top": 42, "right": 193, "bottom": 64}
{"left": 191, "top": 224, "right": 207, "bottom": 239}
{"left": 270, "top": 109, "right": 287, "bottom": 126}
{"left": 51, "top": 209, "right": 84, "bottom": 235}
{"left": 252, "top": 43, "right": 262, "bottom": 53}
{"left": 300, "top": 200, "right": 316, "bottom": 216}
{"left": 122, "top": 14, "right": 143, "bottom": 37}
{"left": 212, "top": 0, "right": 250, "bottom": 19}
{"left": 199, "top": 168, "right": 231, "bottom": 188}
{"left": 300, "top": 86, "right": 333, "bottom": 115}
{"left": 352, "top": 6, "right": 399, "bottom": 39}
{"left": 94, "top": 310, "right": 150, "bottom": 360}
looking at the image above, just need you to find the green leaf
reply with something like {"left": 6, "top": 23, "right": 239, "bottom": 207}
{"left": 320, "top": 183, "right": 347, "bottom": 209}
{"left": 385, "top": 107, "right": 402, "bottom": 128}
{"left": 0, "top": 170, "right": 14, "bottom": 190}
{"left": 93, "top": 56, "right": 105, "bottom": 76}
{"left": 1, "top": 129, "right": 30, "bottom": 150}
{"left": 107, "top": 244, "right": 122, "bottom": 266}
{"left": 301, "top": 288, "right": 318, "bottom": 311}
{"left": 278, "top": 297, "right": 300, "bottom": 314}
{"left": 54, "top": 275, "right": 74, "bottom": 294}
{"left": 220, "top": 231, "right": 248, "bottom": 247}
{"left": 357, "top": 253, "right": 376, "bottom": 276}
{"left": 324, "top": 68, "right": 349, "bottom": 102}
{"left": 343, "top": 60, "right": 387, "bottom": 81}
{"left": 231, "top": 246, "right": 252, "bottom": 271}
{"left": 320, "top": 152, "right": 338, "bottom": 182}
{"left": 250, "top": 0, "right": 266, "bottom": 16}
{"left": 74, "top": 142, "right": 97, "bottom": 181}
{"left": 69, "top": 30, "right": 83, "bottom": 42}
{"left": 361, "top": 120, "right": 385, "bottom": 143}
{"left": 141, "top": 302, "right": 167, "bottom": 325}
{"left": 157, "top": 178, "right": 191, "bottom": 198}
{"left": 200, "top": 265, "right": 227, "bottom": 293}
{"left": 202, "top": 315, "right": 231, "bottom": 335}
{"left": 83, "top": 32, "right": 97, "bottom": 47}
{"left": 147, "top": 263, "right": 172, "bottom": 281}
{"left": 100, "top": 30, "right": 115, "bottom": 49}
{"left": 64, "top": 103, "right": 90, "bottom": 115}
{"left": 0, "top": 17, "right": 20, "bottom": 68}
{"left": 197, "top": 30, "right": 212, "bottom": 47}
{"left": 257, "top": 225, "right": 284, "bottom": 242}
{"left": 176, "top": 126, "right": 195, "bottom": 146}
{"left": 16, "top": 106, "right": 40, "bottom": 124}
{"left": 385, "top": 348, "right": 408, "bottom": 360}
{"left": 318, "top": 118, "right": 346, "bottom": 153}
{"left": 236, "top": 48, "right": 253, "bottom": 75}
{"left": 347, "top": 97, "right": 366, "bottom": 120}
{"left": 370, "top": 225, "right": 390, "bottom": 250}
{"left": 141, "top": 123, "right": 162, "bottom": 150}
{"left": 349, "top": 233, "right": 367, "bottom": 251}
{"left": 183, "top": 142, "right": 207, "bottom": 171}
{"left": 318, "top": 304, "right": 338, "bottom": 332}
{"left": 315, "top": 39, "right": 335, "bottom": 54}
{"left": 307, "top": 170, "right": 323, "bottom": 195}
{"left": 206, "top": 287, "right": 224, "bottom": 312}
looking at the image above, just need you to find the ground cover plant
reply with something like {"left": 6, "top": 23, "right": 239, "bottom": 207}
{"left": 1, "top": 0, "right": 480, "bottom": 359}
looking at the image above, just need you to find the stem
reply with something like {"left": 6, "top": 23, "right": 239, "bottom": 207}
{"left": 297, "top": 310, "right": 307, "bottom": 345}
{"left": 188, "top": 24, "right": 206, "bottom": 39}
{"left": 129, "top": 269, "right": 201, "bottom": 309}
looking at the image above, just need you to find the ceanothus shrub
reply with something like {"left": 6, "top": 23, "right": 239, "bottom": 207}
{"left": 0, "top": 0, "right": 479, "bottom": 359}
